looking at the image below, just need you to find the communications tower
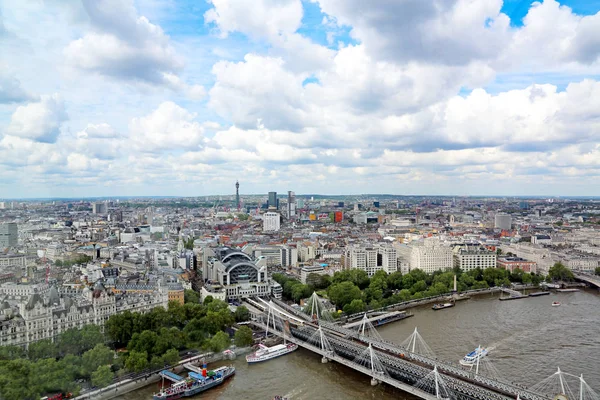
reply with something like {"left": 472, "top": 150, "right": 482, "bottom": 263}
{"left": 235, "top": 181, "right": 240, "bottom": 210}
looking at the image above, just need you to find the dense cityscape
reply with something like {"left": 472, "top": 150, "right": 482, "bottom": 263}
{"left": 0, "top": 190, "right": 599, "bottom": 399}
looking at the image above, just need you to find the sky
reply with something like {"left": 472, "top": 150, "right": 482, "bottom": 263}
{"left": 1, "top": 0, "right": 600, "bottom": 198}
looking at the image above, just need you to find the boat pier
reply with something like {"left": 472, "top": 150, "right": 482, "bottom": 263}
{"left": 158, "top": 370, "right": 184, "bottom": 382}
{"left": 246, "top": 295, "right": 597, "bottom": 400}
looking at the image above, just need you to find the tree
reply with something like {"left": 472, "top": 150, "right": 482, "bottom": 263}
{"left": 595, "top": 266, "right": 600, "bottom": 276}
{"left": 548, "top": 262, "right": 575, "bottom": 282}
{"left": 184, "top": 289, "right": 200, "bottom": 304}
{"left": 91, "top": 365, "right": 113, "bottom": 388}
{"left": 387, "top": 271, "right": 403, "bottom": 290}
{"left": 128, "top": 330, "right": 158, "bottom": 356}
{"left": 0, "top": 346, "right": 26, "bottom": 361}
{"left": 125, "top": 350, "right": 148, "bottom": 372}
{"left": 28, "top": 339, "right": 58, "bottom": 361}
{"left": 410, "top": 280, "right": 428, "bottom": 294}
{"left": 82, "top": 344, "right": 114, "bottom": 376}
{"left": 208, "top": 331, "right": 231, "bottom": 352}
{"left": 234, "top": 306, "right": 251, "bottom": 322}
{"left": 161, "top": 348, "right": 180, "bottom": 366}
{"left": 343, "top": 299, "right": 365, "bottom": 315}
{"left": 327, "top": 281, "right": 362, "bottom": 310}
{"left": 234, "top": 326, "right": 254, "bottom": 347}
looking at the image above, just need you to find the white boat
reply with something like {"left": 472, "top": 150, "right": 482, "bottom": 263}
{"left": 459, "top": 347, "right": 488, "bottom": 366}
{"left": 246, "top": 343, "right": 298, "bottom": 364}
{"left": 552, "top": 301, "right": 561, "bottom": 307}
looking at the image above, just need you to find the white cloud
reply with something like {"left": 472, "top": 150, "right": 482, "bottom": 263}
{"left": 64, "top": 0, "right": 202, "bottom": 98}
{"left": 204, "top": 0, "right": 303, "bottom": 41}
{"left": 0, "top": 66, "right": 33, "bottom": 103}
{"left": 129, "top": 102, "right": 205, "bottom": 152}
{"left": 4, "top": 94, "right": 67, "bottom": 143}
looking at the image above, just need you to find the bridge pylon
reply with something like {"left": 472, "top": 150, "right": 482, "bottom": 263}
{"left": 400, "top": 327, "right": 436, "bottom": 358}
{"left": 415, "top": 365, "right": 454, "bottom": 400}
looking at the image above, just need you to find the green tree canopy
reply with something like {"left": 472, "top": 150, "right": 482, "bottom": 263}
{"left": 125, "top": 350, "right": 148, "bottom": 372}
{"left": 327, "top": 281, "right": 362, "bottom": 309}
{"left": 548, "top": 262, "right": 575, "bottom": 282}
{"left": 208, "top": 331, "right": 231, "bottom": 352}
{"left": 82, "top": 344, "right": 114, "bottom": 376}
{"left": 343, "top": 299, "right": 365, "bottom": 314}
{"left": 184, "top": 289, "right": 200, "bottom": 304}
{"left": 234, "top": 326, "right": 254, "bottom": 347}
{"left": 91, "top": 365, "right": 114, "bottom": 388}
{"left": 234, "top": 306, "right": 251, "bottom": 322}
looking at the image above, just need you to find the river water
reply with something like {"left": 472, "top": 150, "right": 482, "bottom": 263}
{"left": 118, "top": 289, "right": 600, "bottom": 400}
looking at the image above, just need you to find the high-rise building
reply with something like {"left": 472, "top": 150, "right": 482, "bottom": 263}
{"left": 287, "top": 191, "right": 296, "bottom": 218}
{"left": 235, "top": 181, "right": 240, "bottom": 210}
{"left": 263, "top": 212, "right": 281, "bottom": 232}
{"left": 268, "top": 192, "right": 278, "bottom": 209}
{"left": 92, "top": 202, "right": 107, "bottom": 214}
{"left": 495, "top": 213, "right": 512, "bottom": 230}
{"left": 0, "top": 223, "right": 18, "bottom": 249}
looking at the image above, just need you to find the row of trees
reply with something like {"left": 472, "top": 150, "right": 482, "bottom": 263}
{"left": 0, "top": 327, "right": 114, "bottom": 399}
{"left": 275, "top": 265, "right": 548, "bottom": 314}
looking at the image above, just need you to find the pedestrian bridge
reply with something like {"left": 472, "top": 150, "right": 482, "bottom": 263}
{"left": 246, "top": 294, "right": 599, "bottom": 400}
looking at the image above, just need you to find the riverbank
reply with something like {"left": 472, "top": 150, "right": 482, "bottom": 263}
{"left": 74, "top": 347, "right": 252, "bottom": 400}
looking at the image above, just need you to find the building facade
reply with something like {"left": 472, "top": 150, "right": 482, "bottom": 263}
{"left": 263, "top": 212, "right": 281, "bottom": 232}
{"left": 453, "top": 245, "right": 497, "bottom": 272}
{"left": 495, "top": 213, "right": 512, "bottom": 230}
{"left": 0, "top": 282, "right": 169, "bottom": 347}
{"left": 0, "top": 223, "right": 18, "bottom": 249}
{"left": 343, "top": 244, "right": 398, "bottom": 276}
{"left": 496, "top": 257, "right": 537, "bottom": 273}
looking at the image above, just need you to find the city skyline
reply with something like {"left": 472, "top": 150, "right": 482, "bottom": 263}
{"left": 1, "top": 0, "right": 600, "bottom": 198}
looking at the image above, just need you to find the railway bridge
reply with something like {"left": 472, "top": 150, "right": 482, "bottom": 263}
{"left": 244, "top": 295, "right": 598, "bottom": 400}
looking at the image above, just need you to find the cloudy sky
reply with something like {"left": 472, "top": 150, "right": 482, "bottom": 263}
{"left": 1, "top": 0, "right": 600, "bottom": 198}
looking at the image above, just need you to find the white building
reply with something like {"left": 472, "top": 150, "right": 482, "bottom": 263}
{"left": 300, "top": 265, "right": 329, "bottom": 284}
{"left": 343, "top": 244, "right": 398, "bottom": 276}
{"left": 397, "top": 242, "right": 453, "bottom": 273}
{"left": 263, "top": 212, "right": 281, "bottom": 232}
{"left": 92, "top": 202, "right": 107, "bottom": 214}
{"left": 453, "top": 245, "right": 497, "bottom": 272}
{"left": 249, "top": 245, "right": 298, "bottom": 268}
{"left": 495, "top": 213, "right": 512, "bottom": 230}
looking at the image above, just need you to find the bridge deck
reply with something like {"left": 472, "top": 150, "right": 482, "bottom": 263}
{"left": 251, "top": 321, "right": 439, "bottom": 400}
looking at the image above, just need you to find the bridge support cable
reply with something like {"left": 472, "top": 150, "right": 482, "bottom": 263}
{"left": 415, "top": 366, "right": 455, "bottom": 400}
{"left": 355, "top": 313, "right": 384, "bottom": 342}
{"left": 400, "top": 327, "right": 436, "bottom": 358}
{"left": 352, "top": 343, "right": 390, "bottom": 385}
{"left": 303, "top": 292, "right": 334, "bottom": 321}
{"left": 530, "top": 368, "right": 577, "bottom": 400}
{"left": 305, "top": 324, "right": 336, "bottom": 362}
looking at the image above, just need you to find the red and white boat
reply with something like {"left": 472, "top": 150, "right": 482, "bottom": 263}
{"left": 246, "top": 343, "right": 298, "bottom": 364}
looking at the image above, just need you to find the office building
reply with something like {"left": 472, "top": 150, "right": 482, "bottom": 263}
{"left": 287, "top": 191, "right": 296, "bottom": 218}
{"left": 268, "top": 192, "right": 278, "bottom": 209}
{"left": 495, "top": 213, "right": 512, "bottom": 230}
{"left": 453, "top": 245, "right": 497, "bottom": 272}
{"left": 263, "top": 212, "right": 281, "bottom": 232}
{"left": 343, "top": 244, "right": 398, "bottom": 276}
{"left": 0, "top": 223, "right": 18, "bottom": 249}
{"left": 397, "top": 242, "right": 453, "bottom": 274}
{"left": 248, "top": 245, "right": 298, "bottom": 268}
{"left": 92, "top": 202, "right": 107, "bottom": 214}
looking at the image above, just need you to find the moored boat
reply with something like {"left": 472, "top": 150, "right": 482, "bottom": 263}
{"left": 152, "top": 365, "right": 235, "bottom": 400}
{"left": 459, "top": 347, "right": 488, "bottom": 366}
{"left": 432, "top": 303, "right": 454, "bottom": 310}
{"left": 246, "top": 343, "right": 298, "bottom": 364}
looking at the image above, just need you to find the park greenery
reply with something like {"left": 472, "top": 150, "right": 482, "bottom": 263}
{"left": 54, "top": 254, "right": 93, "bottom": 267}
{"left": 273, "top": 265, "right": 548, "bottom": 314}
{"left": 0, "top": 293, "right": 248, "bottom": 400}
{"left": 596, "top": 266, "right": 600, "bottom": 276}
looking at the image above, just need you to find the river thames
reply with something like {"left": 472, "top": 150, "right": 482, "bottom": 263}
{"left": 118, "top": 289, "right": 600, "bottom": 400}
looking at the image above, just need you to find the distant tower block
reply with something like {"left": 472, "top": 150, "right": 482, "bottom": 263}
{"left": 235, "top": 181, "right": 240, "bottom": 210}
